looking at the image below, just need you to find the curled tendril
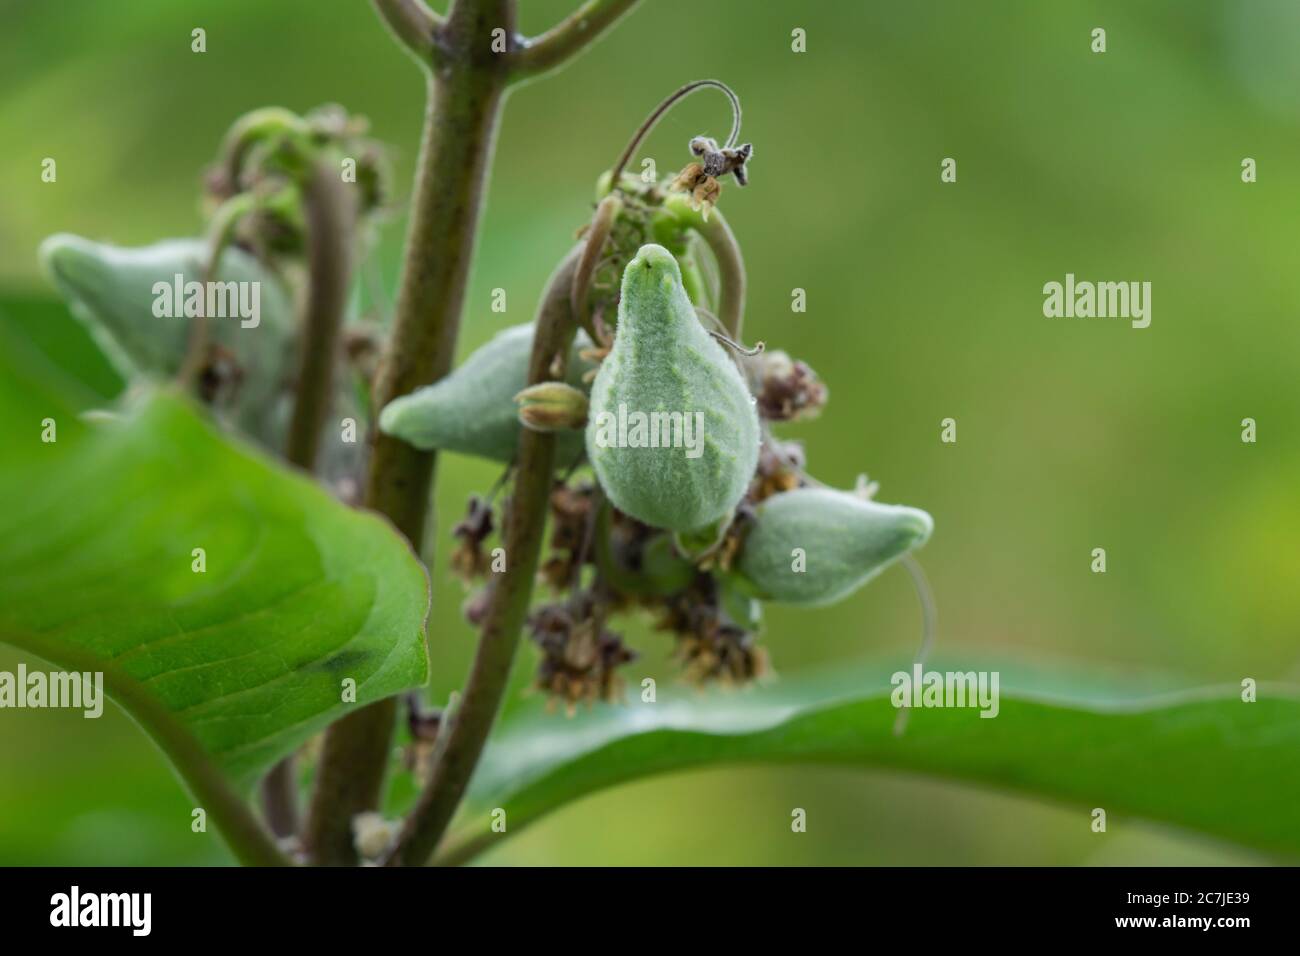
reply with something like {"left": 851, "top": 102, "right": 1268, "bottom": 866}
{"left": 608, "top": 79, "right": 743, "bottom": 188}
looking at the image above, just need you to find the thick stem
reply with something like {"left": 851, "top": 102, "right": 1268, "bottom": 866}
{"left": 384, "top": 249, "right": 581, "bottom": 866}
{"left": 303, "top": 0, "right": 513, "bottom": 866}
{"left": 259, "top": 759, "right": 300, "bottom": 840}
{"left": 303, "top": 697, "right": 399, "bottom": 865}
{"left": 364, "top": 59, "right": 509, "bottom": 543}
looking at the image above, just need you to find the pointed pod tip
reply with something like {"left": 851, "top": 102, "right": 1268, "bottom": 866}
{"left": 376, "top": 396, "right": 407, "bottom": 438}
{"left": 628, "top": 243, "right": 680, "bottom": 276}
{"left": 38, "top": 233, "right": 101, "bottom": 284}
{"left": 896, "top": 505, "right": 934, "bottom": 549}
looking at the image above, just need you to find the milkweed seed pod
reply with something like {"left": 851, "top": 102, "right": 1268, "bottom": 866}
{"left": 585, "top": 244, "right": 759, "bottom": 533}
{"left": 39, "top": 234, "right": 295, "bottom": 445}
{"left": 379, "top": 323, "right": 595, "bottom": 465}
{"left": 736, "top": 487, "right": 933, "bottom": 607}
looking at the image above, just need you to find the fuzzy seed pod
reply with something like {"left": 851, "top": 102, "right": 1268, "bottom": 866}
{"left": 40, "top": 234, "right": 293, "bottom": 380}
{"left": 585, "top": 244, "right": 759, "bottom": 533}
{"left": 39, "top": 234, "right": 295, "bottom": 446}
{"left": 736, "top": 487, "right": 933, "bottom": 607}
{"left": 379, "top": 323, "right": 595, "bottom": 465}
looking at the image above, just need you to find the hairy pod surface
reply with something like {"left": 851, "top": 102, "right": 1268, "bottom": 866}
{"left": 585, "top": 244, "right": 759, "bottom": 533}
{"left": 379, "top": 323, "right": 594, "bottom": 465}
{"left": 39, "top": 234, "right": 295, "bottom": 444}
{"left": 40, "top": 235, "right": 293, "bottom": 379}
{"left": 737, "top": 487, "right": 933, "bottom": 606}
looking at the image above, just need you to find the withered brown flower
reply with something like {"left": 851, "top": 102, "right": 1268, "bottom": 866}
{"left": 656, "top": 575, "right": 768, "bottom": 687}
{"left": 748, "top": 439, "right": 808, "bottom": 504}
{"left": 670, "top": 162, "right": 723, "bottom": 219}
{"left": 540, "top": 481, "right": 598, "bottom": 593}
{"left": 755, "top": 350, "right": 828, "bottom": 423}
{"left": 449, "top": 495, "right": 494, "bottom": 585}
{"left": 528, "top": 594, "right": 637, "bottom": 713}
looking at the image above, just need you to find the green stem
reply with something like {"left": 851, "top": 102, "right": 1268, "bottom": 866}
{"left": 384, "top": 249, "right": 582, "bottom": 866}
{"left": 303, "top": 696, "right": 400, "bottom": 865}
{"left": 372, "top": 0, "right": 445, "bottom": 65}
{"left": 665, "top": 193, "right": 746, "bottom": 338}
{"left": 304, "top": 0, "right": 514, "bottom": 866}
{"left": 569, "top": 193, "right": 622, "bottom": 340}
{"left": 4, "top": 635, "right": 290, "bottom": 866}
{"left": 509, "top": 0, "right": 642, "bottom": 82}
{"left": 259, "top": 758, "right": 299, "bottom": 841}
{"left": 362, "top": 32, "right": 510, "bottom": 545}
{"left": 307, "top": 0, "right": 642, "bottom": 867}
{"left": 284, "top": 162, "right": 357, "bottom": 473}
{"left": 262, "top": 161, "right": 358, "bottom": 841}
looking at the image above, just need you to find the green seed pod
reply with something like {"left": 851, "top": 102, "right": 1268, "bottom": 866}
{"left": 39, "top": 234, "right": 295, "bottom": 444}
{"left": 585, "top": 243, "right": 759, "bottom": 533}
{"left": 736, "top": 487, "right": 933, "bottom": 607}
{"left": 40, "top": 234, "right": 293, "bottom": 380}
{"left": 379, "top": 323, "right": 595, "bottom": 464}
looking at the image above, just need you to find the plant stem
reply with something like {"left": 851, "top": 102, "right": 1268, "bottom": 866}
{"left": 570, "top": 194, "right": 622, "bottom": 339}
{"left": 665, "top": 194, "right": 746, "bottom": 338}
{"left": 305, "top": 0, "right": 642, "bottom": 867}
{"left": 285, "top": 162, "right": 357, "bottom": 473}
{"left": 510, "top": 0, "right": 641, "bottom": 82}
{"left": 372, "top": 0, "right": 445, "bottom": 65}
{"left": 261, "top": 161, "right": 357, "bottom": 841}
{"left": 384, "top": 249, "right": 582, "bottom": 866}
{"left": 303, "top": 696, "right": 400, "bottom": 865}
{"left": 259, "top": 758, "right": 299, "bottom": 840}
{"left": 362, "top": 64, "right": 508, "bottom": 542}
{"left": 303, "top": 0, "right": 514, "bottom": 867}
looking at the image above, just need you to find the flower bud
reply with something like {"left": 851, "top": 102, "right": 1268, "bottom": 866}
{"left": 514, "top": 381, "right": 589, "bottom": 432}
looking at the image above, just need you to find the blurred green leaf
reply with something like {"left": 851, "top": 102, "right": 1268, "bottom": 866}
{"left": 0, "top": 389, "right": 430, "bottom": 791}
{"left": 0, "top": 292, "right": 123, "bottom": 401}
{"left": 444, "top": 667, "right": 1300, "bottom": 863}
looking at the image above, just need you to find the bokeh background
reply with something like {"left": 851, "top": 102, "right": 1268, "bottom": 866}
{"left": 1, "top": 0, "right": 1297, "bottom": 864}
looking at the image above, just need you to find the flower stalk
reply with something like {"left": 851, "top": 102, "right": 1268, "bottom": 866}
{"left": 383, "top": 248, "right": 583, "bottom": 866}
{"left": 305, "top": 0, "right": 642, "bottom": 866}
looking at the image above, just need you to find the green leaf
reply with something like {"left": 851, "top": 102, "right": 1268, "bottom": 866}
{"left": 443, "top": 663, "right": 1299, "bottom": 863}
{"left": 0, "top": 389, "right": 430, "bottom": 795}
{"left": 0, "top": 291, "right": 124, "bottom": 401}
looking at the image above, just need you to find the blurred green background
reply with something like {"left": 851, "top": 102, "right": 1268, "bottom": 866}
{"left": 1, "top": 0, "right": 1297, "bottom": 865}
